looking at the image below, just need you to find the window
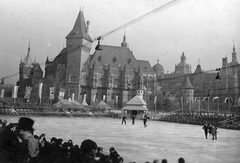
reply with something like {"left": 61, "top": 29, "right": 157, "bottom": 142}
{"left": 69, "top": 74, "right": 76, "bottom": 82}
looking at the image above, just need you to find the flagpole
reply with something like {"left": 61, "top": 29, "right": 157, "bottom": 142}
{"left": 208, "top": 98, "right": 209, "bottom": 115}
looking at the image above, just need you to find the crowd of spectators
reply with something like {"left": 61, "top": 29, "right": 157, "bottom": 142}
{"left": 157, "top": 112, "right": 240, "bottom": 130}
{"left": 0, "top": 117, "right": 185, "bottom": 163}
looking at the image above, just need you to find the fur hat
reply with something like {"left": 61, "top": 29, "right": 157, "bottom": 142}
{"left": 17, "top": 117, "right": 35, "bottom": 131}
{"left": 80, "top": 139, "right": 97, "bottom": 154}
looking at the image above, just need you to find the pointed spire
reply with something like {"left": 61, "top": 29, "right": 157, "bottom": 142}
{"left": 121, "top": 29, "right": 128, "bottom": 47}
{"left": 23, "top": 40, "right": 32, "bottom": 66}
{"left": 232, "top": 40, "right": 237, "bottom": 62}
{"left": 181, "top": 76, "right": 194, "bottom": 89}
{"left": 45, "top": 57, "right": 49, "bottom": 64}
{"left": 66, "top": 10, "right": 92, "bottom": 42}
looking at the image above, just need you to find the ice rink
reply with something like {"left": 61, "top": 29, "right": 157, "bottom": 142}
{"left": 1, "top": 115, "right": 240, "bottom": 163}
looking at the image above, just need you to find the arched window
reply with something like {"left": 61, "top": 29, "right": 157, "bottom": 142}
{"left": 69, "top": 74, "right": 76, "bottom": 82}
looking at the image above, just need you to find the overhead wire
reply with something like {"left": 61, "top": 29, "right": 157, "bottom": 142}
{"left": 0, "top": 0, "right": 184, "bottom": 81}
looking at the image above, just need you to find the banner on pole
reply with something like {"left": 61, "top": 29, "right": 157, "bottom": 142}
{"left": 154, "top": 95, "right": 157, "bottom": 104}
{"left": 116, "top": 95, "right": 118, "bottom": 104}
{"left": 103, "top": 95, "right": 106, "bottom": 102}
{"left": 0, "top": 89, "right": 4, "bottom": 98}
{"left": 12, "top": 86, "right": 19, "bottom": 98}
{"left": 24, "top": 86, "right": 32, "bottom": 100}
{"left": 38, "top": 83, "right": 43, "bottom": 99}
{"left": 49, "top": 87, "right": 55, "bottom": 99}
{"left": 58, "top": 88, "right": 65, "bottom": 100}
{"left": 93, "top": 94, "right": 96, "bottom": 102}
{"left": 71, "top": 93, "right": 75, "bottom": 101}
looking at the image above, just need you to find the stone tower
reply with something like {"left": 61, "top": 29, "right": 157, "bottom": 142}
{"left": 65, "top": 10, "right": 93, "bottom": 102}
{"left": 19, "top": 42, "right": 33, "bottom": 89}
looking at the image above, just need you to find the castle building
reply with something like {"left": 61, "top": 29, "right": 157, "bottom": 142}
{"left": 42, "top": 10, "right": 156, "bottom": 109}
{"left": 17, "top": 10, "right": 239, "bottom": 112}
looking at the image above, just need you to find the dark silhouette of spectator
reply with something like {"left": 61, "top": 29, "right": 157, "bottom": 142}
{"left": 153, "top": 159, "right": 160, "bottom": 163}
{"left": 178, "top": 157, "right": 185, "bottom": 163}
{"left": 16, "top": 117, "right": 39, "bottom": 163}
{"left": 80, "top": 139, "right": 98, "bottom": 163}
{"left": 161, "top": 159, "right": 168, "bottom": 163}
{"left": 109, "top": 147, "right": 123, "bottom": 163}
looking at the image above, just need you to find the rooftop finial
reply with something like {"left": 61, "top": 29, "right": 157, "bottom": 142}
{"left": 157, "top": 59, "right": 159, "bottom": 63}
{"left": 198, "top": 59, "right": 200, "bottom": 65}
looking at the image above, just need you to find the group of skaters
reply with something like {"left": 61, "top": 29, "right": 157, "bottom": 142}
{"left": 159, "top": 112, "right": 240, "bottom": 130}
{"left": 202, "top": 122, "right": 218, "bottom": 140}
{"left": 121, "top": 114, "right": 149, "bottom": 127}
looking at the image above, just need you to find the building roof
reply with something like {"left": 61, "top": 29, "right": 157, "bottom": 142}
{"left": 137, "top": 60, "right": 155, "bottom": 74}
{"left": 181, "top": 76, "right": 194, "bottom": 89}
{"left": 153, "top": 59, "right": 164, "bottom": 76}
{"left": 90, "top": 45, "right": 140, "bottom": 73}
{"left": 54, "top": 47, "right": 68, "bottom": 64}
{"left": 125, "top": 95, "right": 147, "bottom": 105}
{"left": 122, "top": 105, "right": 147, "bottom": 111}
{"left": 66, "top": 10, "right": 92, "bottom": 42}
{"left": 194, "top": 64, "right": 203, "bottom": 74}
{"left": 174, "top": 52, "right": 192, "bottom": 74}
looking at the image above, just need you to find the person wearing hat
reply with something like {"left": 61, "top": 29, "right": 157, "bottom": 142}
{"left": 16, "top": 117, "right": 39, "bottom": 163}
{"left": 80, "top": 139, "right": 98, "bottom": 163}
{"left": 109, "top": 147, "right": 123, "bottom": 163}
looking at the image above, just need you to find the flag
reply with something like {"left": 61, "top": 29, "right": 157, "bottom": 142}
{"left": 238, "top": 97, "right": 240, "bottom": 106}
{"left": 154, "top": 95, "right": 157, "bottom": 104}
{"left": 12, "top": 86, "right": 19, "bottom": 98}
{"left": 181, "top": 96, "right": 183, "bottom": 105}
{"left": 0, "top": 89, "right": 4, "bottom": 98}
{"left": 93, "top": 94, "right": 96, "bottom": 102}
{"left": 194, "top": 97, "right": 199, "bottom": 101}
{"left": 103, "top": 95, "right": 106, "bottom": 101}
{"left": 49, "top": 87, "right": 55, "bottom": 100}
{"left": 24, "top": 86, "right": 32, "bottom": 99}
{"left": 203, "top": 97, "right": 209, "bottom": 101}
{"left": 58, "top": 88, "right": 65, "bottom": 100}
{"left": 71, "top": 93, "right": 75, "bottom": 101}
{"left": 82, "top": 94, "right": 88, "bottom": 106}
{"left": 38, "top": 83, "right": 43, "bottom": 99}
{"left": 212, "top": 96, "right": 219, "bottom": 102}
{"left": 116, "top": 95, "right": 118, "bottom": 104}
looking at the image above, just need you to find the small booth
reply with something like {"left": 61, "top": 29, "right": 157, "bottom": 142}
{"left": 121, "top": 90, "right": 148, "bottom": 119}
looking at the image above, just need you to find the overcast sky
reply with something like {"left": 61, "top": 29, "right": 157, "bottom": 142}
{"left": 0, "top": 0, "right": 240, "bottom": 83}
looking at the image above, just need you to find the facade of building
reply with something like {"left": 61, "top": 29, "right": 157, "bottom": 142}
{"left": 17, "top": 10, "right": 240, "bottom": 112}
{"left": 17, "top": 10, "right": 156, "bottom": 109}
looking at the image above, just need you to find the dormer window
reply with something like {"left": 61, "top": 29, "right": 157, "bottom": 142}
{"left": 113, "top": 57, "right": 117, "bottom": 63}
{"left": 127, "top": 58, "right": 132, "bottom": 64}
{"left": 98, "top": 56, "right": 102, "bottom": 61}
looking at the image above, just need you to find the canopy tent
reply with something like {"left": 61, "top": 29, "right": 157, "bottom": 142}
{"left": 91, "top": 100, "right": 112, "bottom": 110}
{"left": 53, "top": 99, "right": 83, "bottom": 109}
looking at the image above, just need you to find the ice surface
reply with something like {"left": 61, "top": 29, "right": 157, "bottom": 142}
{"left": 1, "top": 116, "right": 240, "bottom": 163}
